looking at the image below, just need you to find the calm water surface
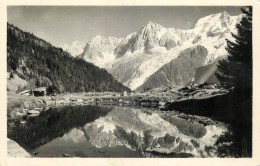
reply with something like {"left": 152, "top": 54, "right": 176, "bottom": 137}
{"left": 8, "top": 105, "right": 209, "bottom": 158}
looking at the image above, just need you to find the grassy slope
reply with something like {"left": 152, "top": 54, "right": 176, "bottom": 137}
{"left": 7, "top": 73, "right": 28, "bottom": 93}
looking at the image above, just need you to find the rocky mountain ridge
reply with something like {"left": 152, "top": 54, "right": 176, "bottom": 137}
{"left": 64, "top": 11, "right": 242, "bottom": 90}
{"left": 136, "top": 45, "right": 209, "bottom": 91}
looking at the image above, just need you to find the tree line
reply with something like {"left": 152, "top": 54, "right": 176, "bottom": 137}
{"left": 7, "top": 23, "right": 131, "bottom": 93}
{"left": 215, "top": 6, "right": 252, "bottom": 157}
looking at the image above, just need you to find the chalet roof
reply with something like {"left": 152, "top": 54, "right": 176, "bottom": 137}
{"left": 18, "top": 90, "right": 31, "bottom": 95}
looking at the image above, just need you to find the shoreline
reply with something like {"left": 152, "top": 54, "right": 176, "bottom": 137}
{"left": 7, "top": 86, "right": 228, "bottom": 122}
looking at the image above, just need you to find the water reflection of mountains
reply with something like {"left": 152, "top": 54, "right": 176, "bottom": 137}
{"left": 8, "top": 105, "right": 225, "bottom": 157}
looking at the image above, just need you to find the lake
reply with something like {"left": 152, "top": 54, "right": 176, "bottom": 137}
{"left": 7, "top": 105, "right": 226, "bottom": 157}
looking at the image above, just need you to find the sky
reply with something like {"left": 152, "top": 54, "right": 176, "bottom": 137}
{"left": 8, "top": 6, "right": 243, "bottom": 47}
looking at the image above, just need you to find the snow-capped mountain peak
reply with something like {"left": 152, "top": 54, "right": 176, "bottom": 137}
{"left": 142, "top": 21, "right": 165, "bottom": 30}
{"left": 84, "top": 35, "right": 122, "bottom": 51}
{"left": 140, "top": 21, "right": 167, "bottom": 39}
{"left": 89, "top": 35, "right": 105, "bottom": 42}
{"left": 75, "top": 11, "right": 242, "bottom": 90}
{"left": 194, "top": 11, "right": 236, "bottom": 31}
{"left": 114, "top": 21, "right": 183, "bottom": 57}
{"left": 60, "top": 41, "right": 85, "bottom": 57}
{"left": 77, "top": 35, "right": 122, "bottom": 68}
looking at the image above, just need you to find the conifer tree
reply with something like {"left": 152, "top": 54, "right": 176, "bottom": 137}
{"left": 216, "top": 6, "right": 252, "bottom": 96}
{"left": 215, "top": 6, "right": 252, "bottom": 157}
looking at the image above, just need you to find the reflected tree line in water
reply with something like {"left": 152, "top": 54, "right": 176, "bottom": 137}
{"left": 8, "top": 105, "right": 113, "bottom": 150}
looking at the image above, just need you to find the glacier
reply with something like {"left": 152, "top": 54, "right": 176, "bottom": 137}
{"left": 68, "top": 12, "right": 242, "bottom": 90}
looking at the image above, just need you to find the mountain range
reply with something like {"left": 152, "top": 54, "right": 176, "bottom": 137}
{"left": 62, "top": 11, "right": 242, "bottom": 91}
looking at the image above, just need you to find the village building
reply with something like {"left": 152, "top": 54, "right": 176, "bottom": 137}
{"left": 32, "top": 87, "right": 47, "bottom": 97}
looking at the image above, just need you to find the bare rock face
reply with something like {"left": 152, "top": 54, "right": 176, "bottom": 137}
{"left": 137, "top": 45, "right": 208, "bottom": 91}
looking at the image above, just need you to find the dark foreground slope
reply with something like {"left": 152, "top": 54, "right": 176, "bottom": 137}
{"left": 7, "top": 23, "right": 130, "bottom": 93}
{"left": 168, "top": 91, "right": 251, "bottom": 124}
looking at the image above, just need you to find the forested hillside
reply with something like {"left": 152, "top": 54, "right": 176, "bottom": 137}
{"left": 7, "top": 23, "right": 130, "bottom": 93}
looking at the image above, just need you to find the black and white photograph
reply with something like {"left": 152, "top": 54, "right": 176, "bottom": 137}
{"left": 2, "top": 1, "right": 258, "bottom": 164}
